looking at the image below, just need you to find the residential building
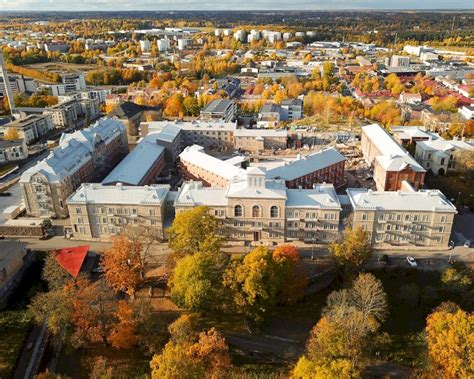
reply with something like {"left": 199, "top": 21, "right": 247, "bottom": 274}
{"left": 20, "top": 118, "right": 128, "bottom": 218}
{"left": 1, "top": 114, "right": 54, "bottom": 144}
{"left": 280, "top": 99, "right": 303, "bottom": 121}
{"left": 102, "top": 133, "right": 166, "bottom": 186}
{"left": 415, "top": 138, "right": 474, "bottom": 175}
{"left": 179, "top": 145, "right": 247, "bottom": 188}
{"left": 233, "top": 129, "right": 288, "bottom": 152}
{"left": 148, "top": 120, "right": 236, "bottom": 150}
{"left": 200, "top": 99, "right": 237, "bottom": 122}
{"left": 388, "top": 55, "right": 410, "bottom": 67}
{"left": 153, "top": 123, "right": 183, "bottom": 166}
{"left": 347, "top": 187, "right": 457, "bottom": 250}
{"left": 361, "top": 123, "right": 426, "bottom": 191}
{"left": 391, "top": 126, "right": 439, "bottom": 147}
{"left": 67, "top": 183, "right": 170, "bottom": 241}
{"left": 257, "top": 103, "right": 281, "bottom": 128}
{"left": 459, "top": 105, "right": 474, "bottom": 120}
{"left": 421, "top": 108, "right": 453, "bottom": 132}
{"left": 80, "top": 98, "right": 100, "bottom": 121}
{"left": 266, "top": 148, "right": 346, "bottom": 189}
{"left": 398, "top": 92, "right": 422, "bottom": 105}
{"left": 0, "top": 139, "right": 28, "bottom": 163}
{"left": 61, "top": 73, "right": 86, "bottom": 92}
{"left": 44, "top": 100, "right": 80, "bottom": 128}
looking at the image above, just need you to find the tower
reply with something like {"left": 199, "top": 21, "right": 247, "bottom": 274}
{"left": 0, "top": 52, "right": 16, "bottom": 115}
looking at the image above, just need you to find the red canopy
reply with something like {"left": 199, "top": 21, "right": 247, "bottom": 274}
{"left": 53, "top": 245, "right": 89, "bottom": 278}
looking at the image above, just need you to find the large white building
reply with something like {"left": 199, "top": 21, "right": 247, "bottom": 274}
{"left": 347, "top": 187, "right": 457, "bottom": 249}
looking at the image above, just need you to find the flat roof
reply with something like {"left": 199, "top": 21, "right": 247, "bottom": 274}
{"left": 234, "top": 129, "right": 288, "bottom": 137}
{"left": 201, "top": 99, "right": 234, "bottom": 114}
{"left": 346, "top": 188, "right": 457, "bottom": 213}
{"left": 68, "top": 183, "right": 170, "bottom": 205}
{"left": 179, "top": 145, "right": 247, "bottom": 181}
{"left": 266, "top": 148, "right": 346, "bottom": 181}
{"left": 102, "top": 132, "right": 165, "bottom": 186}
{"left": 286, "top": 184, "right": 341, "bottom": 209}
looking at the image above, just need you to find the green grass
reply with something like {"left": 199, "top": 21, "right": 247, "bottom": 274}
{"left": 0, "top": 310, "right": 32, "bottom": 378}
{"left": 0, "top": 162, "right": 17, "bottom": 177}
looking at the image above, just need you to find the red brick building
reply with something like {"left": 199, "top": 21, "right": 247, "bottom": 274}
{"left": 266, "top": 148, "right": 346, "bottom": 189}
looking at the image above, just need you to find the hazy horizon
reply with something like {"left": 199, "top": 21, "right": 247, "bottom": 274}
{"left": 0, "top": 1, "right": 472, "bottom": 12}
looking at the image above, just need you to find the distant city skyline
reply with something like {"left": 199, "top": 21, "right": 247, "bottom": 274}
{"left": 0, "top": 0, "right": 472, "bottom": 11}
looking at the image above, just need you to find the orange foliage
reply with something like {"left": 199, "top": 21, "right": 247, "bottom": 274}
{"left": 109, "top": 300, "right": 139, "bottom": 349}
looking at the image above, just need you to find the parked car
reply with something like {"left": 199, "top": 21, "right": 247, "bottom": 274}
{"left": 464, "top": 240, "right": 471, "bottom": 248}
{"left": 406, "top": 256, "right": 417, "bottom": 267}
{"left": 379, "top": 254, "right": 391, "bottom": 265}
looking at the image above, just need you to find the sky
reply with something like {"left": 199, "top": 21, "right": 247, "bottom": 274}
{"left": 0, "top": 0, "right": 471, "bottom": 11}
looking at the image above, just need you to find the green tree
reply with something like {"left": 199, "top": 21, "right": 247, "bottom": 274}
{"left": 170, "top": 252, "right": 229, "bottom": 312}
{"left": 329, "top": 227, "right": 372, "bottom": 273}
{"left": 167, "top": 206, "right": 223, "bottom": 257}
{"left": 223, "top": 247, "right": 281, "bottom": 325}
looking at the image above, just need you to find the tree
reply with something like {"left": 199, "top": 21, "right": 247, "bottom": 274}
{"left": 350, "top": 273, "right": 388, "bottom": 323}
{"left": 223, "top": 247, "right": 281, "bottom": 325}
{"left": 189, "top": 328, "right": 232, "bottom": 378}
{"left": 425, "top": 302, "right": 473, "bottom": 378}
{"left": 3, "top": 127, "right": 19, "bottom": 140}
{"left": 329, "top": 227, "right": 372, "bottom": 273}
{"left": 168, "top": 314, "right": 199, "bottom": 344}
{"left": 170, "top": 252, "right": 228, "bottom": 312}
{"left": 150, "top": 341, "right": 204, "bottom": 379}
{"left": 441, "top": 262, "right": 473, "bottom": 293}
{"left": 325, "top": 273, "right": 388, "bottom": 325}
{"left": 167, "top": 206, "right": 223, "bottom": 257}
{"left": 272, "top": 245, "right": 306, "bottom": 304}
{"left": 109, "top": 300, "right": 139, "bottom": 349}
{"left": 164, "top": 93, "right": 185, "bottom": 118}
{"left": 42, "top": 252, "right": 75, "bottom": 291}
{"left": 102, "top": 235, "right": 144, "bottom": 297}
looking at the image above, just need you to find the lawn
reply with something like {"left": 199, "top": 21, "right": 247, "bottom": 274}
{"left": 0, "top": 310, "right": 32, "bottom": 378}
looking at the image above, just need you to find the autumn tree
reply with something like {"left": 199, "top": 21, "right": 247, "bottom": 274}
{"left": 164, "top": 93, "right": 185, "bottom": 118}
{"left": 150, "top": 325, "right": 231, "bottom": 379}
{"left": 272, "top": 245, "right": 306, "bottom": 304}
{"left": 109, "top": 300, "right": 139, "bottom": 349}
{"left": 102, "top": 235, "right": 144, "bottom": 297}
{"left": 3, "top": 127, "right": 19, "bottom": 140}
{"left": 42, "top": 251, "right": 75, "bottom": 291}
{"left": 224, "top": 246, "right": 301, "bottom": 325}
{"left": 329, "top": 227, "right": 372, "bottom": 273}
{"left": 425, "top": 302, "right": 473, "bottom": 378}
{"left": 167, "top": 206, "right": 223, "bottom": 257}
{"left": 170, "top": 252, "right": 229, "bottom": 312}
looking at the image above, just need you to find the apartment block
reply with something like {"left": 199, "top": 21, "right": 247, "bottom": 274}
{"left": 200, "top": 99, "right": 237, "bottom": 122}
{"left": 361, "top": 123, "right": 426, "bottom": 191}
{"left": 233, "top": 129, "right": 288, "bottom": 153}
{"left": 179, "top": 145, "right": 247, "bottom": 188}
{"left": 102, "top": 132, "right": 166, "bottom": 186}
{"left": 0, "top": 139, "right": 28, "bottom": 163}
{"left": 2, "top": 114, "right": 54, "bottom": 145}
{"left": 44, "top": 100, "right": 80, "bottom": 128}
{"left": 347, "top": 187, "right": 457, "bottom": 250}
{"left": 20, "top": 118, "right": 128, "bottom": 218}
{"left": 67, "top": 183, "right": 170, "bottom": 241}
{"left": 266, "top": 148, "right": 346, "bottom": 189}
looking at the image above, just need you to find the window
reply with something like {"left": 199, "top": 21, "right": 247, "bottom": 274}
{"left": 270, "top": 206, "right": 279, "bottom": 218}
{"left": 252, "top": 205, "right": 261, "bottom": 218}
{"left": 234, "top": 205, "right": 243, "bottom": 217}
{"left": 361, "top": 214, "right": 367, "bottom": 221}
{"left": 75, "top": 207, "right": 82, "bottom": 214}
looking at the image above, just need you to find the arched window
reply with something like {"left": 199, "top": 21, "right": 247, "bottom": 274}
{"left": 270, "top": 206, "right": 279, "bottom": 218}
{"left": 234, "top": 205, "right": 243, "bottom": 217}
{"left": 252, "top": 205, "right": 261, "bottom": 218}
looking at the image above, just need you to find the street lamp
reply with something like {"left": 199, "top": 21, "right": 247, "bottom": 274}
{"left": 311, "top": 236, "right": 315, "bottom": 260}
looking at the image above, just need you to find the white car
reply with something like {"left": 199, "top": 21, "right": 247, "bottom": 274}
{"left": 464, "top": 240, "right": 471, "bottom": 248}
{"left": 406, "top": 256, "right": 417, "bottom": 267}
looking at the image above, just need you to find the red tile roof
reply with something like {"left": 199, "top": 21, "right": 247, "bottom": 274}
{"left": 53, "top": 245, "right": 89, "bottom": 278}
